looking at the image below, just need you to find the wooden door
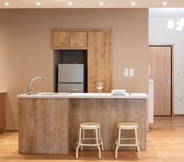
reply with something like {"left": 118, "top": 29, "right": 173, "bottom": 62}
{"left": 53, "top": 30, "right": 70, "bottom": 47}
{"left": 88, "top": 31, "right": 111, "bottom": 93}
{"left": 70, "top": 32, "right": 87, "bottom": 47}
{"left": 149, "top": 46, "right": 171, "bottom": 115}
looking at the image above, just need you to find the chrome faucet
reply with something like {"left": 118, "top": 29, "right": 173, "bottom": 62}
{"left": 27, "top": 76, "right": 44, "bottom": 95}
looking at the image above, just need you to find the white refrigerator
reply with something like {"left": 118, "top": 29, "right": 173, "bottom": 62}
{"left": 58, "top": 64, "right": 85, "bottom": 93}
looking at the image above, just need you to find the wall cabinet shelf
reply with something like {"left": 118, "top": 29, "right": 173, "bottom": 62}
{"left": 51, "top": 29, "right": 112, "bottom": 93}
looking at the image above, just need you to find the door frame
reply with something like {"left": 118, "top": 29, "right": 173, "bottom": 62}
{"left": 149, "top": 44, "right": 174, "bottom": 116}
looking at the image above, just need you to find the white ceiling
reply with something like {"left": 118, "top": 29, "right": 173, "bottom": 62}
{"left": 149, "top": 8, "right": 184, "bottom": 20}
{"left": 0, "top": 1, "right": 184, "bottom": 20}
{"left": 0, "top": 0, "right": 184, "bottom": 8}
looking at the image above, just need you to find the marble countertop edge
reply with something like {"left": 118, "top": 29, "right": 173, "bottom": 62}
{"left": 0, "top": 90, "right": 7, "bottom": 93}
{"left": 17, "top": 92, "right": 148, "bottom": 99}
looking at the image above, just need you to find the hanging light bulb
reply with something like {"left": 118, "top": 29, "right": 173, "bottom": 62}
{"left": 176, "top": 22, "right": 183, "bottom": 32}
{"left": 180, "top": 18, "right": 184, "bottom": 26}
{"left": 167, "top": 8, "right": 184, "bottom": 32}
{"left": 168, "top": 20, "right": 175, "bottom": 29}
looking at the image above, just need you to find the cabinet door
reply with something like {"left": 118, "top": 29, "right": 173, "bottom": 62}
{"left": 88, "top": 31, "right": 111, "bottom": 93}
{"left": 70, "top": 32, "right": 87, "bottom": 47}
{"left": 53, "top": 30, "right": 70, "bottom": 47}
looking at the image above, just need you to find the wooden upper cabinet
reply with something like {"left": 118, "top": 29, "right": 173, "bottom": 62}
{"left": 51, "top": 30, "right": 87, "bottom": 49}
{"left": 53, "top": 31, "right": 70, "bottom": 47}
{"left": 70, "top": 32, "right": 87, "bottom": 47}
{"left": 88, "top": 30, "right": 112, "bottom": 93}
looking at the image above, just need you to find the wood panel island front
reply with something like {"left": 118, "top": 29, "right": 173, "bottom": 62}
{"left": 17, "top": 93, "right": 148, "bottom": 154}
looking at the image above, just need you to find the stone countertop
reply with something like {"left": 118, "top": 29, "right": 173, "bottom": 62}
{"left": 17, "top": 92, "right": 148, "bottom": 99}
{"left": 0, "top": 90, "right": 7, "bottom": 93}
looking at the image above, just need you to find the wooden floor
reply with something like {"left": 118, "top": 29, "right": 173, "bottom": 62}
{"left": 1, "top": 116, "right": 184, "bottom": 162}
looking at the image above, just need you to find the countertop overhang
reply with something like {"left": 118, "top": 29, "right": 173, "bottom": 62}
{"left": 0, "top": 90, "right": 7, "bottom": 93}
{"left": 17, "top": 93, "right": 148, "bottom": 99}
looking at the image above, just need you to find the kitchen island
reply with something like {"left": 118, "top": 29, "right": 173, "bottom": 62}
{"left": 17, "top": 93, "right": 148, "bottom": 154}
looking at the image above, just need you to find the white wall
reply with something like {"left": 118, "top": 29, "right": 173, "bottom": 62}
{"left": 0, "top": 9, "right": 148, "bottom": 130}
{"left": 149, "top": 19, "right": 184, "bottom": 114}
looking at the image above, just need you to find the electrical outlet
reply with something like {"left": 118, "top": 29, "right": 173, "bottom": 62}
{"left": 129, "top": 68, "right": 134, "bottom": 77}
{"left": 124, "top": 68, "right": 128, "bottom": 77}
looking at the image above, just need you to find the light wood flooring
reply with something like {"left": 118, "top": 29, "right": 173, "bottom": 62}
{"left": 1, "top": 116, "right": 184, "bottom": 162}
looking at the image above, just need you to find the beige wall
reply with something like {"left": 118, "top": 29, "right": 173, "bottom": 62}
{"left": 0, "top": 9, "right": 149, "bottom": 130}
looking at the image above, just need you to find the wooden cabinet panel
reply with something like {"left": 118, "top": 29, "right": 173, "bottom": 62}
{"left": 70, "top": 32, "right": 87, "bottom": 47}
{"left": 88, "top": 31, "right": 111, "bottom": 93}
{"left": 53, "top": 30, "right": 70, "bottom": 47}
{"left": 0, "top": 94, "right": 5, "bottom": 133}
{"left": 51, "top": 30, "right": 87, "bottom": 49}
{"left": 19, "top": 98, "right": 71, "bottom": 154}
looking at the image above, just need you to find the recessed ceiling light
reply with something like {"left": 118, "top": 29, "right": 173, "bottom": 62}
{"left": 163, "top": 2, "right": 167, "bottom": 5}
{"left": 131, "top": 2, "right": 135, "bottom": 6}
{"left": 99, "top": 2, "right": 104, "bottom": 6}
{"left": 68, "top": 2, "right": 72, "bottom": 5}
{"left": 4, "top": 2, "right": 9, "bottom": 6}
{"left": 36, "top": 2, "right": 41, "bottom": 6}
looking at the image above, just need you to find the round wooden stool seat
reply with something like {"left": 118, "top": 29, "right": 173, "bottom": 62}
{"left": 80, "top": 122, "right": 100, "bottom": 129}
{"left": 118, "top": 122, "right": 138, "bottom": 129}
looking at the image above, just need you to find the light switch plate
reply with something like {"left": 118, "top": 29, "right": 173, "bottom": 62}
{"left": 124, "top": 68, "right": 129, "bottom": 77}
{"left": 129, "top": 68, "right": 134, "bottom": 77}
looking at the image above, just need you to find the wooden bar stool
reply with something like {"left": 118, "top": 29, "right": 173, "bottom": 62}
{"left": 76, "top": 122, "right": 103, "bottom": 159}
{"left": 115, "top": 122, "right": 140, "bottom": 160}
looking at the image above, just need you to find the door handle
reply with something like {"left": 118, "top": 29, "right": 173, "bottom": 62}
{"left": 166, "top": 77, "right": 170, "bottom": 83}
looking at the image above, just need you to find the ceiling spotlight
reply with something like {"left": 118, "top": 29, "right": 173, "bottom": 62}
{"left": 36, "top": 2, "right": 41, "bottom": 6}
{"left": 68, "top": 2, "right": 72, "bottom": 5}
{"left": 131, "top": 2, "right": 135, "bottom": 6}
{"left": 163, "top": 2, "right": 167, "bottom": 5}
{"left": 5, "top": 2, "right": 9, "bottom": 6}
{"left": 99, "top": 2, "right": 104, "bottom": 6}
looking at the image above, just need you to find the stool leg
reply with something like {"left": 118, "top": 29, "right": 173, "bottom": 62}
{"left": 115, "top": 128, "right": 121, "bottom": 159}
{"left": 76, "top": 128, "right": 82, "bottom": 159}
{"left": 76, "top": 145, "right": 80, "bottom": 159}
{"left": 95, "top": 128, "right": 101, "bottom": 159}
{"left": 137, "top": 145, "right": 140, "bottom": 160}
{"left": 81, "top": 129, "right": 85, "bottom": 151}
{"left": 134, "top": 128, "right": 137, "bottom": 144}
{"left": 115, "top": 145, "right": 119, "bottom": 159}
{"left": 134, "top": 128, "right": 140, "bottom": 160}
{"left": 98, "top": 127, "right": 103, "bottom": 151}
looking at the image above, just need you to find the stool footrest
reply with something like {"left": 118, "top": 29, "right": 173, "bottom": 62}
{"left": 80, "top": 138, "right": 103, "bottom": 140}
{"left": 118, "top": 138, "right": 136, "bottom": 140}
{"left": 77, "top": 143, "right": 103, "bottom": 147}
{"left": 116, "top": 139, "right": 140, "bottom": 146}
